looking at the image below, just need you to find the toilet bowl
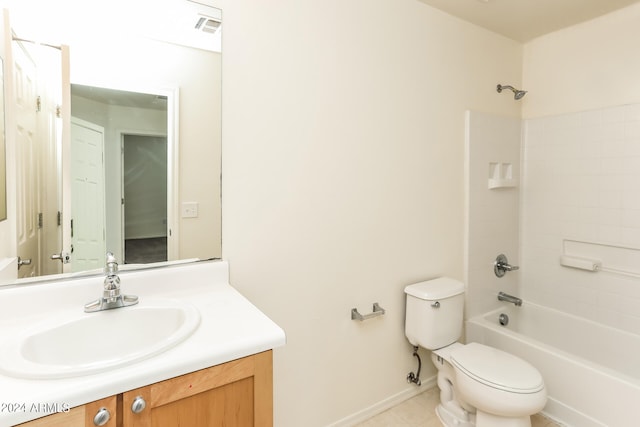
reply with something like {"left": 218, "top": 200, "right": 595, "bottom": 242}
{"left": 448, "top": 342, "right": 546, "bottom": 426}
{"left": 404, "top": 278, "right": 547, "bottom": 427}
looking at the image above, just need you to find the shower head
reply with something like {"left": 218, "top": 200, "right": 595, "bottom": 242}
{"left": 497, "top": 84, "right": 527, "bottom": 100}
{"left": 514, "top": 89, "right": 527, "bottom": 100}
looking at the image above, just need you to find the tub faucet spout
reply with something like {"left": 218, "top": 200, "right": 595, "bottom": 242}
{"left": 498, "top": 291, "right": 522, "bottom": 307}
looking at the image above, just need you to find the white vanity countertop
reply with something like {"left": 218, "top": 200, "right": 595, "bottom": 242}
{"left": 0, "top": 260, "right": 286, "bottom": 426}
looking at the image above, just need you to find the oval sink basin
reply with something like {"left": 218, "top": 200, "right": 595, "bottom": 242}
{"left": 0, "top": 299, "right": 200, "bottom": 379}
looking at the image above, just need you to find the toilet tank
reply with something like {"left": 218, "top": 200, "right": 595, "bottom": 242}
{"left": 404, "top": 277, "right": 465, "bottom": 350}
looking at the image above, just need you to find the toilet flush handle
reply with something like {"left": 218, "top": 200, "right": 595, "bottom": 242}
{"left": 431, "top": 301, "right": 440, "bottom": 308}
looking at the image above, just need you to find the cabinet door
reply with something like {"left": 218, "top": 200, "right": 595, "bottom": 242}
{"left": 123, "top": 350, "right": 273, "bottom": 427}
{"left": 16, "top": 396, "right": 118, "bottom": 427}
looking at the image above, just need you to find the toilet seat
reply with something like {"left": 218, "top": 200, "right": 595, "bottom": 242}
{"left": 450, "top": 343, "right": 544, "bottom": 394}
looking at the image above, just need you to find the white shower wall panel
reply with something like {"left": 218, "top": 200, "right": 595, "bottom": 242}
{"left": 521, "top": 104, "right": 640, "bottom": 335}
{"left": 465, "top": 111, "right": 522, "bottom": 319}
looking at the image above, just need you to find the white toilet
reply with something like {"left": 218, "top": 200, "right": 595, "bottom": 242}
{"left": 404, "top": 277, "right": 547, "bottom": 427}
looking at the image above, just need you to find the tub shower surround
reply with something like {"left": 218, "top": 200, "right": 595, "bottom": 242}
{"left": 465, "top": 105, "right": 640, "bottom": 427}
{"left": 521, "top": 103, "right": 640, "bottom": 334}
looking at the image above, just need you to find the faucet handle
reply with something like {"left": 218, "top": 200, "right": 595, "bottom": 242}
{"left": 105, "top": 252, "right": 119, "bottom": 275}
{"left": 502, "top": 263, "right": 519, "bottom": 272}
{"left": 494, "top": 254, "right": 519, "bottom": 278}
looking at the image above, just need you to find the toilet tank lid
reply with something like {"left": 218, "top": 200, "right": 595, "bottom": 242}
{"left": 404, "top": 277, "right": 464, "bottom": 300}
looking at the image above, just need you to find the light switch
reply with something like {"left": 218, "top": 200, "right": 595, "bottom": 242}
{"left": 181, "top": 202, "right": 199, "bottom": 218}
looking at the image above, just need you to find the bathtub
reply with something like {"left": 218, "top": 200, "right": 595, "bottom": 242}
{"left": 466, "top": 302, "right": 640, "bottom": 427}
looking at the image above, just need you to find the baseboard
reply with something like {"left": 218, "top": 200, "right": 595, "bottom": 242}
{"left": 542, "top": 397, "right": 606, "bottom": 427}
{"left": 325, "top": 378, "right": 601, "bottom": 427}
{"left": 326, "top": 375, "right": 437, "bottom": 427}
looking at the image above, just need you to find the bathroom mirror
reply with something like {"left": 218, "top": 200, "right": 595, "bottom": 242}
{"left": 4, "top": 0, "right": 221, "bottom": 284}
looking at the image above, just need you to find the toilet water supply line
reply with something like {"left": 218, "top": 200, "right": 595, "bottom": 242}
{"left": 407, "top": 346, "right": 422, "bottom": 386}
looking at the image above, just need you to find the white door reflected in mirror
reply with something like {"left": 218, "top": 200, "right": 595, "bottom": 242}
{"left": 70, "top": 118, "right": 106, "bottom": 272}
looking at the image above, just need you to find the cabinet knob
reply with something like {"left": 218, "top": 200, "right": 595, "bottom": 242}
{"left": 93, "top": 407, "right": 111, "bottom": 426}
{"left": 131, "top": 396, "right": 147, "bottom": 414}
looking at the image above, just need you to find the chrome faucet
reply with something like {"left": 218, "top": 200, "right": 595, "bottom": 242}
{"left": 84, "top": 252, "right": 139, "bottom": 313}
{"left": 498, "top": 291, "right": 522, "bottom": 307}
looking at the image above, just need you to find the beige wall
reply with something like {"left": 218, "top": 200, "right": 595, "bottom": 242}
{"left": 522, "top": 2, "right": 640, "bottom": 119}
{"left": 219, "top": 0, "right": 521, "bottom": 425}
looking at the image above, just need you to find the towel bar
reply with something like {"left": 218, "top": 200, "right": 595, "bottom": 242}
{"left": 351, "top": 303, "right": 385, "bottom": 321}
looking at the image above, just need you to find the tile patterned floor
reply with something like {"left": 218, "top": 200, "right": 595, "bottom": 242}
{"left": 354, "top": 386, "right": 560, "bottom": 427}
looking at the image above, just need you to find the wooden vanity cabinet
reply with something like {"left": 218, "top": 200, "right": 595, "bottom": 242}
{"left": 17, "top": 351, "right": 273, "bottom": 427}
{"left": 16, "top": 396, "right": 118, "bottom": 427}
{"left": 123, "top": 350, "right": 273, "bottom": 427}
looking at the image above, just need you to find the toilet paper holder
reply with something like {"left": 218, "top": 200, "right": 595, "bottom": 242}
{"left": 351, "top": 303, "right": 386, "bottom": 321}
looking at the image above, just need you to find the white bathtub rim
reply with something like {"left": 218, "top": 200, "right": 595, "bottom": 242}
{"left": 493, "top": 300, "right": 640, "bottom": 342}
{"left": 467, "top": 301, "right": 640, "bottom": 390}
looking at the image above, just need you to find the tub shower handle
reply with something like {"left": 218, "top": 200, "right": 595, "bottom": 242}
{"left": 494, "top": 254, "right": 519, "bottom": 278}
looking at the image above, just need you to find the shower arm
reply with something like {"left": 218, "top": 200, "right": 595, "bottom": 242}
{"left": 497, "top": 83, "right": 527, "bottom": 100}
